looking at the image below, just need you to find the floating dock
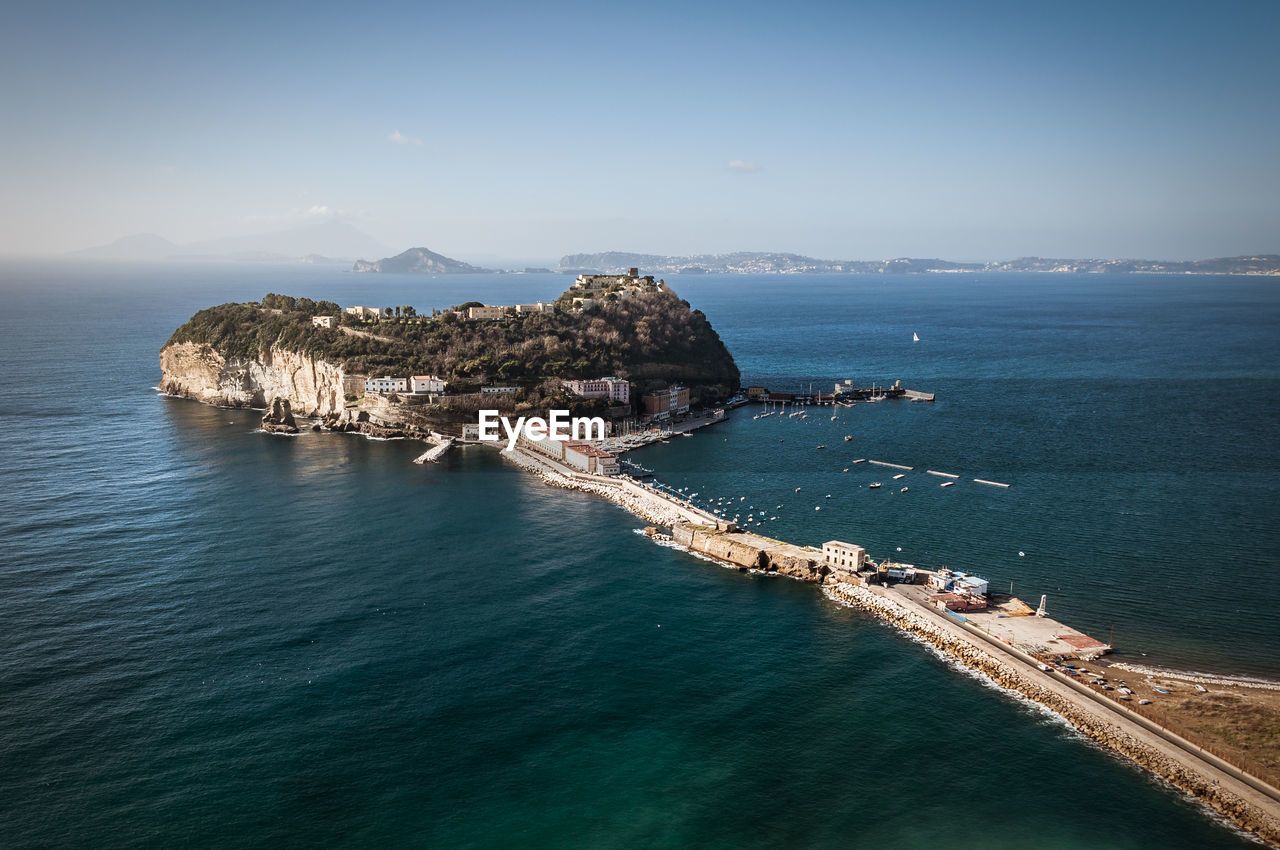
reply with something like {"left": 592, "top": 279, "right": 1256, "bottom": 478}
{"left": 974, "top": 478, "right": 1011, "bottom": 488}
{"left": 927, "top": 470, "right": 959, "bottom": 479}
{"left": 869, "top": 460, "right": 913, "bottom": 470}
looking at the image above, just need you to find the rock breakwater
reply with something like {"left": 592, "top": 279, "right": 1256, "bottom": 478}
{"left": 823, "top": 582, "right": 1280, "bottom": 846}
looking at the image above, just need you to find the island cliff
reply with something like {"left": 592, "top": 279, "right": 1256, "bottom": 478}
{"left": 159, "top": 282, "right": 739, "bottom": 438}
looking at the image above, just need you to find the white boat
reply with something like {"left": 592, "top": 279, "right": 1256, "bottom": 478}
{"left": 913, "top": 332, "right": 920, "bottom": 342}
{"left": 869, "top": 482, "right": 882, "bottom": 489}
{"left": 892, "top": 473, "right": 905, "bottom": 480}
{"left": 843, "top": 435, "right": 852, "bottom": 441}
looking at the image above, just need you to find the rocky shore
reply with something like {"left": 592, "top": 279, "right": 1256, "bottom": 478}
{"left": 501, "top": 447, "right": 710, "bottom": 527}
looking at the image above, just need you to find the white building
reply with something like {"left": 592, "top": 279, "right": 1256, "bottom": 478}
{"left": 365, "top": 376, "right": 408, "bottom": 394}
{"left": 563, "top": 377, "right": 630, "bottom": 404}
{"left": 564, "top": 442, "right": 619, "bottom": 476}
{"left": 411, "top": 375, "right": 446, "bottom": 394}
{"left": 344, "top": 305, "right": 382, "bottom": 320}
{"left": 467, "top": 305, "right": 507, "bottom": 320}
{"left": 481, "top": 386, "right": 518, "bottom": 394}
{"left": 515, "top": 302, "right": 554, "bottom": 314}
{"left": 311, "top": 315, "right": 337, "bottom": 328}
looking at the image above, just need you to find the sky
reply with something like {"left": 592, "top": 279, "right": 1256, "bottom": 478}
{"left": 1, "top": 0, "right": 1277, "bottom": 263}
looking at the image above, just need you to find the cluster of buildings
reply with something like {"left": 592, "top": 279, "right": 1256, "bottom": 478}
{"left": 364, "top": 375, "right": 447, "bottom": 395}
{"left": 928, "top": 568, "right": 990, "bottom": 612}
{"left": 461, "top": 302, "right": 554, "bottom": 320}
{"left": 517, "top": 432, "right": 620, "bottom": 476}
{"left": 567, "top": 268, "right": 671, "bottom": 309}
{"left": 333, "top": 302, "right": 555, "bottom": 324}
{"left": 641, "top": 385, "right": 690, "bottom": 422}
{"left": 821, "top": 541, "right": 992, "bottom": 612}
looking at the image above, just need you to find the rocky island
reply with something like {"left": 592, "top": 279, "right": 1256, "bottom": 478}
{"left": 159, "top": 273, "right": 739, "bottom": 439}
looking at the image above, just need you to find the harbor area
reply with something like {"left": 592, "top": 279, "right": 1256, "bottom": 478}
{"left": 890, "top": 581, "right": 1112, "bottom": 660}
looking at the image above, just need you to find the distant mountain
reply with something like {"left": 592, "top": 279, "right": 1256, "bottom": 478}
{"left": 70, "top": 220, "right": 389, "bottom": 264}
{"left": 181, "top": 220, "right": 389, "bottom": 262}
{"left": 71, "top": 233, "right": 180, "bottom": 261}
{"left": 560, "top": 251, "right": 1280, "bottom": 276}
{"left": 352, "top": 247, "right": 493, "bottom": 274}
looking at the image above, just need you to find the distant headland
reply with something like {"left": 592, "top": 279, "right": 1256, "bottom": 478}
{"left": 557, "top": 251, "right": 1280, "bottom": 276}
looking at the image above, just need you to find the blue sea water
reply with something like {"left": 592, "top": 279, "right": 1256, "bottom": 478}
{"left": 0, "top": 260, "right": 1277, "bottom": 848}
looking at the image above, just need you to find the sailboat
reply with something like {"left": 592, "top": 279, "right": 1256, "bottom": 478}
{"left": 913, "top": 332, "right": 920, "bottom": 342}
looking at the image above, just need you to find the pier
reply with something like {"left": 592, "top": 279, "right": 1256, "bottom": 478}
{"left": 413, "top": 438, "right": 454, "bottom": 463}
{"left": 868, "top": 459, "right": 913, "bottom": 470}
{"left": 499, "top": 441, "right": 1280, "bottom": 844}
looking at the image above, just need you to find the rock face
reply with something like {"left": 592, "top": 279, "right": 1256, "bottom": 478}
{"left": 261, "top": 398, "right": 299, "bottom": 434}
{"left": 671, "top": 524, "right": 829, "bottom": 579}
{"left": 159, "top": 342, "right": 346, "bottom": 417}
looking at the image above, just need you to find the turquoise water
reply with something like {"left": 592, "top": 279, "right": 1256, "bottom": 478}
{"left": 0, "top": 261, "right": 1276, "bottom": 847}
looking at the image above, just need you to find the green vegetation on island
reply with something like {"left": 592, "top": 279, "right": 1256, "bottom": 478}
{"left": 164, "top": 286, "right": 740, "bottom": 404}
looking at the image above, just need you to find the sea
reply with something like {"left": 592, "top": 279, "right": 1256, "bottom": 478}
{"left": 1, "top": 260, "right": 1277, "bottom": 848}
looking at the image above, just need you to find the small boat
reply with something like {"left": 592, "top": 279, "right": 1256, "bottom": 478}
{"left": 900, "top": 487, "right": 908, "bottom": 492}
{"left": 869, "top": 482, "right": 882, "bottom": 489}
{"left": 816, "top": 444, "right": 825, "bottom": 449}
{"left": 892, "top": 474, "right": 905, "bottom": 480}
{"left": 795, "top": 487, "right": 802, "bottom": 492}
{"left": 843, "top": 435, "right": 852, "bottom": 442}
{"left": 913, "top": 332, "right": 920, "bottom": 342}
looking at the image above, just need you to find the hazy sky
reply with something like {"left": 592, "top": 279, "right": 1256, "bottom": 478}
{"left": 2, "top": 0, "right": 1277, "bottom": 262}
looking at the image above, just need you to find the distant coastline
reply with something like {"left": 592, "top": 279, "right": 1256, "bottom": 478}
{"left": 558, "top": 251, "right": 1280, "bottom": 277}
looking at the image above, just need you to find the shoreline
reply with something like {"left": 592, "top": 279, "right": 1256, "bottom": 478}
{"left": 503, "top": 443, "right": 1280, "bottom": 846}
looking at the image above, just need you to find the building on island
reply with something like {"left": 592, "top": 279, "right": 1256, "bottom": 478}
{"left": 467, "top": 305, "right": 507, "bottom": 320}
{"left": 514, "top": 302, "right": 554, "bottom": 314}
{"left": 822, "top": 541, "right": 866, "bottom": 571}
{"left": 365, "top": 376, "right": 408, "bottom": 394}
{"left": 563, "top": 377, "right": 630, "bottom": 405}
{"left": 641, "top": 385, "right": 690, "bottom": 421}
{"left": 411, "top": 375, "right": 446, "bottom": 394}
{"left": 563, "top": 443, "right": 620, "bottom": 476}
{"left": 516, "top": 433, "right": 619, "bottom": 476}
{"left": 311, "top": 315, "right": 338, "bottom": 328}
{"left": 928, "top": 568, "right": 990, "bottom": 612}
{"left": 344, "top": 305, "right": 382, "bottom": 320}
{"left": 569, "top": 269, "right": 671, "bottom": 306}
{"left": 481, "top": 386, "right": 518, "bottom": 394}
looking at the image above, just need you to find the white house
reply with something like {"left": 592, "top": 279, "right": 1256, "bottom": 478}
{"left": 311, "top": 315, "right": 338, "bottom": 328}
{"left": 365, "top": 376, "right": 408, "bottom": 394}
{"left": 411, "top": 375, "right": 446, "bottom": 394}
{"left": 344, "top": 305, "right": 382, "bottom": 320}
{"left": 564, "top": 377, "right": 630, "bottom": 405}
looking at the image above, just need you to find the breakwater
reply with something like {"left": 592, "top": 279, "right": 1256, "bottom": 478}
{"left": 824, "top": 582, "right": 1280, "bottom": 845}
{"left": 503, "top": 446, "right": 1280, "bottom": 847}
